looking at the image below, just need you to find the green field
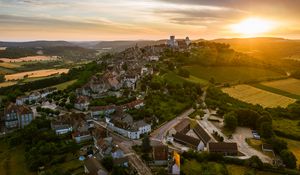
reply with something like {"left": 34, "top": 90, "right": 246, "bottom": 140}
{"left": 0, "top": 142, "right": 35, "bottom": 175}
{"left": 273, "top": 118, "right": 300, "bottom": 139}
{"left": 52, "top": 79, "right": 77, "bottom": 90}
{"left": 162, "top": 72, "right": 208, "bottom": 86}
{"left": 226, "top": 164, "right": 281, "bottom": 175}
{"left": 184, "top": 65, "right": 285, "bottom": 84}
{"left": 252, "top": 83, "right": 300, "bottom": 100}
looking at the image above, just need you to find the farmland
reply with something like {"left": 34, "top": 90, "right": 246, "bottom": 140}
{"left": 222, "top": 84, "right": 296, "bottom": 108}
{"left": 5, "top": 68, "right": 69, "bottom": 81}
{"left": 184, "top": 65, "right": 285, "bottom": 84}
{"left": 0, "top": 56, "right": 58, "bottom": 62}
{"left": 261, "top": 78, "right": 300, "bottom": 96}
{"left": 0, "top": 81, "right": 18, "bottom": 88}
{"left": 280, "top": 138, "right": 300, "bottom": 167}
{"left": 273, "top": 118, "right": 300, "bottom": 139}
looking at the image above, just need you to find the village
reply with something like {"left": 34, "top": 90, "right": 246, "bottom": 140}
{"left": 0, "top": 36, "right": 280, "bottom": 175}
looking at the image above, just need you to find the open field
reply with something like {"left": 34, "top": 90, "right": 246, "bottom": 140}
{"left": 261, "top": 78, "right": 300, "bottom": 96}
{"left": 226, "top": 164, "right": 281, "bottom": 175}
{"left": 5, "top": 68, "right": 69, "bottom": 81}
{"left": 184, "top": 65, "right": 285, "bottom": 84}
{"left": 0, "top": 56, "right": 58, "bottom": 62}
{"left": 0, "top": 62, "right": 21, "bottom": 69}
{"left": 163, "top": 72, "right": 208, "bottom": 86}
{"left": 273, "top": 118, "right": 300, "bottom": 139}
{"left": 280, "top": 138, "right": 300, "bottom": 167}
{"left": 0, "top": 81, "right": 18, "bottom": 87}
{"left": 252, "top": 83, "right": 300, "bottom": 100}
{"left": 0, "top": 142, "right": 35, "bottom": 175}
{"left": 52, "top": 79, "right": 77, "bottom": 90}
{"left": 222, "top": 85, "right": 296, "bottom": 108}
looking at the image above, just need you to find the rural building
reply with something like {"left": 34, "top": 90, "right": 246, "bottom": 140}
{"left": 72, "top": 131, "right": 92, "bottom": 143}
{"left": 74, "top": 96, "right": 90, "bottom": 111}
{"left": 51, "top": 122, "right": 73, "bottom": 135}
{"left": 121, "top": 99, "right": 144, "bottom": 111}
{"left": 3, "top": 103, "right": 34, "bottom": 130}
{"left": 208, "top": 142, "right": 238, "bottom": 156}
{"left": 174, "top": 118, "right": 190, "bottom": 134}
{"left": 84, "top": 157, "right": 108, "bottom": 175}
{"left": 173, "top": 132, "right": 204, "bottom": 151}
{"left": 193, "top": 123, "right": 212, "bottom": 146}
{"left": 106, "top": 114, "right": 151, "bottom": 139}
{"left": 90, "top": 105, "right": 116, "bottom": 118}
{"left": 262, "top": 144, "right": 273, "bottom": 152}
{"left": 152, "top": 145, "right": 169, "bottom": 165}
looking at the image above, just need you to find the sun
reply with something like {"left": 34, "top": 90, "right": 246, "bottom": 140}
{"left": 231, "top": 18, "right": 275, "bottom": 37}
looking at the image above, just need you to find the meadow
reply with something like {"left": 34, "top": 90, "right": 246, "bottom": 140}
{"left": 5, "top": 68, "right": 69, "bottom": 81}
{"left": 222, "top": 84, "right": 296, "bottom": 108}
{"left": 184, "top": 65, "right": 284, "bottom": 84}
{"left": 261, "top": 78, "right": 300, "bottom": 96}
{"left": 273, "top": 118, "right": 300, "bottom": 139}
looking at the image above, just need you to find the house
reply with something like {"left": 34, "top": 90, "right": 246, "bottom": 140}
{"left": 122, "top": 74, "right": 138, "bottom": 90}
{"left": 51, "top": 121, "right": 73, "bottom": 135}
{"left": 84, "top": 157, "right": 108, "bottom": 175}
{"left": 107, "top": 114, "right": 151, "bottom": 139}
{"left": 73, "top": 131, "right": 92, "bottom": 143}
{"left": 208, "top": 142, "right": 238, "bottom": 156}
{"left": 16, "top": 96, "right": 29, "bottom": 105}
{"left": 148, "top": 56, "right": 159, "bottom": 61}
{"left": 95, "top": 137, "right": 113, "bottom": 157}
{"left": 111, "top": 148, "right": 129, "bottom": 167}
{"left": 90, "top": 105, "right": 116, "bottom": 118}
{"left": 75, "top": 96, "right": 90, "bottom": 111}
{"left": 121, "top": 99, "right": 144, "bottom": 111}
{"left": 193, "top": 123, "right": 212, "bottom": 146}
{"left": 4, "top": 103, "right": 34, "bottom": 130}
{"left": 152, "top": 145, "right": 169, "bottom": 165}
{"left": 28, "top": 91, "right": 41, "bottom": 102}
{"left": 173, "top": 132, "right": 203, "bottom": 151}
{"left": 141, "top": 67, "right": 153, "bottom": 76}
{"left": 174, "top": 118, "right": 190, "bottom": 134}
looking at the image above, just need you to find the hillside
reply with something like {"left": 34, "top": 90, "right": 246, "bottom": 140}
{"left": 0, "top": 40, "right": 75, "bottom": 48}
{"left": 211, "top": 37, "right": 300, "bottom": 60}
{"left": 93, "top": 40, "right": 166, "bottom": 51}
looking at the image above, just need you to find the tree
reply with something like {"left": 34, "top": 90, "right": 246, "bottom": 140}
{"left": 280, "top": 150, "right": 297, "bottom": 169}
{"left": 267, "top": 137, "right": 287, "bottom": 154}
{"left": 259, "top": 122, "right": 273, "bottom": 138}
{"left": 178, "top": 68, "right": 190, "bottom": 78}
{"left": 0, "top": 74, "right": 5, "bottom": 83}
{"left": 142, "top": 134, "right": 151, "bottom": 153}
{"left": 245, "top": 156, "right": 263, "bottom": 169}
{"left": 101, "top": 156, "right": 113, "bottom": 171}
{"left": 224, "top": 112, "right": 238, "bottom": 131}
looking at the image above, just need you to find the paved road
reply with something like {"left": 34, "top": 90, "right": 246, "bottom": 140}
{"left": 93, "top": 120, "right": 152, "bottom": 175}
{"left": 150, "top": 108, "right": 195, "bottom": 142}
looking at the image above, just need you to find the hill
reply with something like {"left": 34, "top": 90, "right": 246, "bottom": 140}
{"left": 0, "top": 40, "right": 75, "bottom": 48}
{"left": 93, "top": 40, "right": 166, "bottom": 51}
{"left": 211, "top": 37, "right": 300, "bottom": 60}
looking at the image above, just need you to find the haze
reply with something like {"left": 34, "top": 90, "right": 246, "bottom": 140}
{"left": 1, "top": 0, "right": 300, "bottom": 41}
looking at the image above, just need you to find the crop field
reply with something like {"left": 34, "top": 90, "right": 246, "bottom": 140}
{"left": 5, "top": 68, "right": 69, "bottom": 81}
{"left": 0, "top": 81, "right": 17, "bottom": 88}
{"left": 261, "top": 78, "right": 300, "bottom": 96}
{"left": 0, "top": 56, "right": 58, "bottom": 62}
{"left": 0, "top": 62, "right": 20, "bottom": 69}
{"left": 281, "top": 138, "right": 300, "bottom": 167}
{"left": 222, "top": 84, "right": 296, "bottom": 108}
{"left": 184, "top": 65, "right": 285, "bottom": 84}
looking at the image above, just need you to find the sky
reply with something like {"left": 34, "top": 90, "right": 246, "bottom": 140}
{"left": 0, "top": 0, "right": 300, "bottom": 41}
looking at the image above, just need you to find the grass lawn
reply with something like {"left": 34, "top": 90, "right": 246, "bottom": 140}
{"left": 273, "top": 118, "right": 300, "bottom": 139}
{"left": 280, "top": 138, "right": 300, "bottom": 167}
{"left": 51, "top": 79, "right": 77, "bottom": 90}
{"left": 251, "top": 83, "right": 300, "bottom": 100}
{"left": 163, "top": 72, "right": 208, "bottom": 86}
{"left": 184, "top": 65, "right": 285, "bottom": 84}
{"left": 246, "top": 138, "right": 275, "bottom": 158}
{"left": 0, "top": 141, "right": 35, "bottom": 175}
